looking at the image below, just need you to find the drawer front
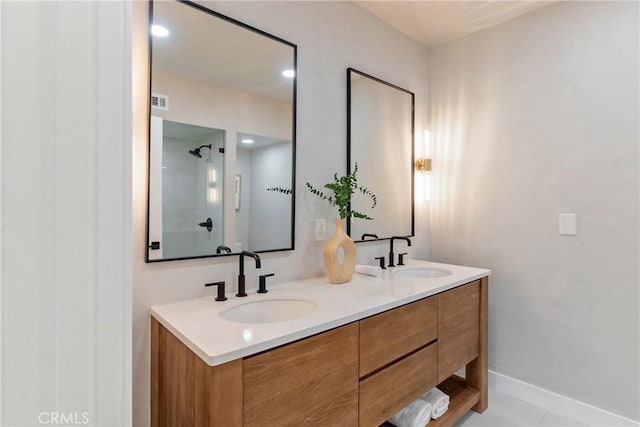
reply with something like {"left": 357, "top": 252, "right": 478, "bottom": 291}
{"left": 243, "top": 323, "right": 359, "bottom": 427}
{"left": 359, "top": 296, "right": 437, "bottom": 377}
{"left": 359, "top": 343, "right": 438, "bottom": 427}
{"left": 437, "top": 280, "right": 480, "bottom": 383}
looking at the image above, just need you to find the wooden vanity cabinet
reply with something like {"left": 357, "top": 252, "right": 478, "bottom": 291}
{"left": 151, "top": 277, "right": 488, "bottom": 427}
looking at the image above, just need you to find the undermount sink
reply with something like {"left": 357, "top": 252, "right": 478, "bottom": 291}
{"left": 393, "top": 267, "right": 452, "bottom": 278}
{"left": 220, "top": 297, "right": 317, "bottom": 324}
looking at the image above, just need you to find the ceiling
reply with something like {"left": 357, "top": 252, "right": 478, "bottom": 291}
{"left": 353, "top": 1, "right": 556, "bottom": 48}
{"left": 237, "top": 132, "right": 289, "bottom": 151}
{"left": 152, "top": 0, "right": 294, "bottom": 103}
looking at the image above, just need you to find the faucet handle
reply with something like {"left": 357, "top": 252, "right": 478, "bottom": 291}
{"left": 258, "top": 273, "right": 275, "bottom": 294}
{"left": 205, "top": 281, "right": 227, "bottom": 302}
{"left": 374, "top": 256, "right": 386, "bottom": 269}
{"left": 398, "top": 253, "right": 408, "bottom": 266}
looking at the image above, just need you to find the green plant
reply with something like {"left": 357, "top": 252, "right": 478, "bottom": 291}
{"left": 306, "top": 163, "right": 376, "bottom": 220}
{"left": 266, "top": 186, "right": 292, "bottom": 194}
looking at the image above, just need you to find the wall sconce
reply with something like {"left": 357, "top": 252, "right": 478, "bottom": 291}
{"left": 415, "top": 129, "right": 432, "bottom": 202}
{"left": 415, "top": 157, "right": 431, "bottom": 173}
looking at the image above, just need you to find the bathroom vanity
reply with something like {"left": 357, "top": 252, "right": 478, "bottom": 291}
{"left": 150, "top": 260, "right": 489, "bottom": 426}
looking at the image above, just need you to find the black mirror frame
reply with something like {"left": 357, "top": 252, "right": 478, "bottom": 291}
{"left": 145, "top": 0, "right": 297, "bottom": 262}
{"left": 346, "top": 67, "right": 415, "bottom": 243}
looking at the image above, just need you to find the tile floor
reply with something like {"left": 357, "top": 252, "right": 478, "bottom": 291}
{"left": 455, "top": 389, "right": 587, "bottom": 427}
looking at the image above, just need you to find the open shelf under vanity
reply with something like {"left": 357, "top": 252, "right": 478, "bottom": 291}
{"left": 381, "top": 375, "right": 481, "bottom": 427}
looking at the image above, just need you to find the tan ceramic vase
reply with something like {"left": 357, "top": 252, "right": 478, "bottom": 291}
{"left": 323, "top": 219, "right": 357, "bottom": 284}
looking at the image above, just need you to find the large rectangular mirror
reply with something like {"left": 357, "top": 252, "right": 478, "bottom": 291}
{"left": 347, "top": 68, "right": 414, "bottom": 241}
{"left": 147, "top": 0, "right": 296, "bottom": 262}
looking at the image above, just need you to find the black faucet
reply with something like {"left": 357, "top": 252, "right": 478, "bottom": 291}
{"left": 216, "top": 245, "right": 231, "bottom": 254}
{"left": 388, "top": 236, "right": 412, "bottom": 267}
{"left": 237, "top": 251, "right": 261, "bottom": 297}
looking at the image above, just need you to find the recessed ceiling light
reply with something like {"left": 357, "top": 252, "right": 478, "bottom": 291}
{"left": 281, "top": 69, "right": 295, "bottom": 78}
{"left": 241, "top": 139, "right": 254, "bottom": 144}
{"left": 151, "top": 25, "right": 169, "bottom": 37}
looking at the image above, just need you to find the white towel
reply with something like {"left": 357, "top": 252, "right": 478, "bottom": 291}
{"left": 354, "top": 264, "right": 382, "bottom": 277}
{"left": 388, "top": 399, "right": 432, "bottom": 427}
{"left": 421, "top": 388, "right": 449, "bottom": 419}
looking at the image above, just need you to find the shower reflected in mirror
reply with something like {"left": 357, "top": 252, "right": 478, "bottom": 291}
{"left": 149, "top": 119, "right": 225, "bottom": 260}
{"left": 189, "top": 144, "right": 212, "bottom": 158}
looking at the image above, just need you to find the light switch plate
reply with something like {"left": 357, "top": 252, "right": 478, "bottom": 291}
{"left": 559, "top": 213, "right": 577, "bottom": 236}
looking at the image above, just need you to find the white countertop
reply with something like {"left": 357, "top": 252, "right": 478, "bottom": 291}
{"left": 150, "top": 259, "right": 490, "bottom": 366}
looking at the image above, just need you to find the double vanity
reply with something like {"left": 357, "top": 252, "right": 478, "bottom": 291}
{"left": 150, "top": 260, "right": 490, "bottom": 426}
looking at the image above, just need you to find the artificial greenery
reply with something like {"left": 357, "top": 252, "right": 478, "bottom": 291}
{"left": 266, "top": 186, "right": 292, "bottom": 194}
{"left": 306, "top": 163, "right": 377, "bottom": 220}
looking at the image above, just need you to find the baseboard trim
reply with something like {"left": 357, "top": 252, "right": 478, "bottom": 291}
{"left": 489, "top": 370, "right": 639, "bottom": 426}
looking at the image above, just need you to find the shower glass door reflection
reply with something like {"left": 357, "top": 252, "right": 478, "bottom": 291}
{"left": 149, "top": 117, "right": 225, "bottom": 260}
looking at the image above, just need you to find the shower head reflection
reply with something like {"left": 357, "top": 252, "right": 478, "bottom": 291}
{"left": 189, "top": 144, "right": 212, "bottom": 158}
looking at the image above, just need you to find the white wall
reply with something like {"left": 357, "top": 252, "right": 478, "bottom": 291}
{"left": 132, "top": 1, "right": 430, "bottom": 425}
{"left": 1, "top": 1, "right": 132, "bottom": 425}
{"left": 248, "top": 141, "right": 292, "bottom": 250}
{"left": 429, "top": 1, "right": 639, "bottom": 420}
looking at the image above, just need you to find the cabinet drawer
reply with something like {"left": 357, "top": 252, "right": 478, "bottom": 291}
{"left": 359, "top": 343, "right": 438, "bottom": 427}
{"left": 243, "top": 323, "right": 359, "bottom": 427}
{"left": 437, "top": 280, "right": 480, "bottom": 383}
{"left": 359, "top": 296, "right": 437, "bottom": 377}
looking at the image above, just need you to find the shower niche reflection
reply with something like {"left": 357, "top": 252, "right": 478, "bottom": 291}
{"left": 146, "top": 0, "right": 296, "bottom": 262}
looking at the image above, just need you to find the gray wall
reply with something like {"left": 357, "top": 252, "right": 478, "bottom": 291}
{"left": 429, "top": 1, "right": 639, "bottom": 420}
